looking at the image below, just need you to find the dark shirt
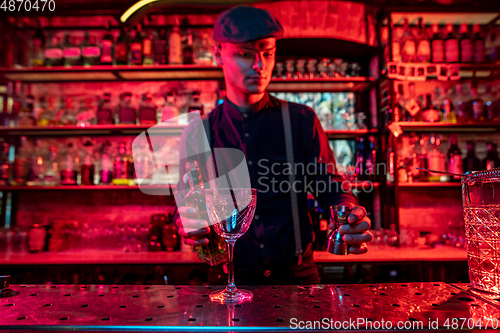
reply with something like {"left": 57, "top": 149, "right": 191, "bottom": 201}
{"left": 174, "top": 92, "right": 357, "bottom": 279}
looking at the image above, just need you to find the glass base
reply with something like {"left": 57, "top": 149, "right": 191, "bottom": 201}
{"left": 209, "top": 288, "right": 253, "bottom": 304}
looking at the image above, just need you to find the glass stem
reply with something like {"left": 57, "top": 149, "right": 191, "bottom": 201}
{"left": 226, "top": 240, "right": 236, "bottom": 291}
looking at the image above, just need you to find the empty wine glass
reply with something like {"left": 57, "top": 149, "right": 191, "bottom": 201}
{"left": 205, "top": 188, "right": 257, "bottom": 304}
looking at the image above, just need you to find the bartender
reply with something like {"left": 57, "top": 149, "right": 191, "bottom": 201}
{"left": 174, "top": 5, "right": 372, "bottom": 285}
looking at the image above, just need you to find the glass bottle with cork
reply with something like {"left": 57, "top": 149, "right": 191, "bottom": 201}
{"left": 183, "top": 160, "right": 227, "bottom": 266}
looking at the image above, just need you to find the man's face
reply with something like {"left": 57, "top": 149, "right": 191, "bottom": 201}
{"left": 215, "top": 38, "right": 276, "bottom": 95}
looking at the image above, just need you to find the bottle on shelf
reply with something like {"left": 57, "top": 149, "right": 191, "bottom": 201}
{"left": 138, "top": 93, "right": 157, "bottom": 125}
{"left": 455, "top": 84, "right": 469, "bottom": 123}
{"left": 168, "top": 18, "right": 182, "bottom": 64}
{"left": 113, "top": 142, "right": 132, "bottom": 185}
{"left": 30, "top": 19, "right": 45, "bottom": 67}
{"left": 486, "top": 26, "right": 500, "bottom": 63}
{"left": 464, "top": 141, "right": 481, "bottom": 173}
{"left": 57, "top": 97, "right": 77, "bottom": 125}
{"left": 154, "top": 28, "right": 168, "bottom": 65}
{"left": 142, "top": 20, "right": 154, "bottom": 65}
{"left": 470, "top": 87, "right": 485, "bottom": 122}
{"left": 441, "top": 88, "right": 457, "bottom": 124}
{"left": 444, "top": 24, "right": 459, "bottom": 63}
{"left": 18, "top": 95, "right": 36, "bottom": 127}
{"left": 27, "top": 138, "right": 45, "bottom": 186}
{"left": 100, "top": 21, "right": 114, "bottom": 65}
{"left": 484, "top": 142, "right": 499, "bottom": 170}
{"left": 447, "top": 134, "right": 463, "bottom": 182}
{"left": 1, "top": 22, "right": 15, "bottom": 68}
{"left": 459, "top": 23, "right": 472, "bottom": 63}
{"left": 404, "top": 82, "right": 421, "bottom": 121}
{"left": 129, "top": 25, "right": 143, "bottom": 65}
{"left": 393, "top": 83, "right": 404, "bottom": 122}
{"left": 415, "top": 18, "right": 430, "bottom": 63}
{"left": 365, "top": 136, "right": 377, "bottom": 182}
{"left": 96, "top": 93, "right": 114, "bottom": 125}
{"left": 430, "top": 24, "right": 444, "bottom": 63}
{"left": 421, "top": 94, "right": 440, "bottom": 123}
{"left": 354, "top": 137, "right": 365, "bottom": 181}
{"left": 188, "top": 91, "right": 204, "bottom": 122}
{"left": 400, "top": 18, "right": 416, "bottom": 63}
{"left": 114, "top": 27, "right": 129, "bottom": 65}
{"left": 416, "top": 135, "right": 429, "bottom": 182}
{"left": 133, "top": 142, "right": 152, "bottom": 185}
{"left": 82, "top": 31, "right": 101, "bottom": 66}
{"left": 158, "top": 92, "right": 179, "bottom": 125}
{"left": 37, "top": 97, "right": 57, "bottom": 126}
{"left": 472, "top": 24, "right": 486, "bottom": 64}
{"left": 15, "top": 20, "right": 29, "bottom": 67}
{"left": 0, "top": 142, "right": 10, "bottom": 186}
{"left": 391, "top": 19, "right": 402, "bottom": 62}
{"left": 182, "top": 30, "right": 195, "bottom": 65}
{"left": 98, "top": 141, "right": 113, "bottom": 185}
{"left": 183, "top": 160, "right": 227, "bottom": 265}
{"left": 12, "top": 136, "right": 29, "bottom": 186}
{"left": 76, "top": 97, "right": 96, "bottom": 127}
{"left": 62, "top": 33, "right": 82, "bottom": 67}
{"left": 59, "top": 142, "right": 78, "bottom": 185}
{"left": 116, "top": 92, "right": 136, "bottom": 125}
{"left": 44, "top": 35, "right": 63, "bottom": 67}
{"left": 80, "top": 141, "right": 95, "bottom": 186}
{"left": 309, "top": 194, "right": 328, "bottom": 251}
{"left": 427, "top": 134, "right": 447, "bottom": 182}
{"left": 195, "top": 32, "right": 215, "bottom": 65}
{"left": 486, "top": 85, "right": 500, "bottom": 121}
{"left": 43, "top": 145, "right": 60, "bottom": 186}
{"left": 163, "top": 214, "right": 181, "bottom": 251}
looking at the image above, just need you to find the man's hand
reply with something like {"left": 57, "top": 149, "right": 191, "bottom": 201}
{"left": 176, "top": 206, "right": 211, "bottom": 247}
{"left": 328, "top": 205, "right": 372, "bottom": 254}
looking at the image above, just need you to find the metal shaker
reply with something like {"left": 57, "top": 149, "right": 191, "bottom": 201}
{"left": 326, "top": 205, "right": 353, "bottom": 255}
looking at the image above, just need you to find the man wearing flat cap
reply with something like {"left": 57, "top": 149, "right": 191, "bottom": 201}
{"left": 174, "top": 6, "right": 372, "bottom": 285}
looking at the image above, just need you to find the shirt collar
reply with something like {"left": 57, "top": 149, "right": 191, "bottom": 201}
{"left": 223, "top": 92, "right": 279, "bottom": 119}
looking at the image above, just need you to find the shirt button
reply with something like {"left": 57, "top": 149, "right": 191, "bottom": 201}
{"left": 264, "top": 270, "right": 271, "bottom": 277}
{"left": 248, "top": 160, "right": 253, "bottom": 165}
{"left": 254, "top": 215, "right": 259, "bottom": 220}
{"left": 259, "top": 243, "right": 265, "bottom": 249}
{"left": 245, "top": 132, "right": 249, "bottom": 137}
{"left": 243, "top": 114, "right": 248, "bottom": 118}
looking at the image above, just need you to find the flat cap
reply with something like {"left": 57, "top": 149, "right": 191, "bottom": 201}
{"left": 213, "top": 6, "right": 284, "bottom": 43}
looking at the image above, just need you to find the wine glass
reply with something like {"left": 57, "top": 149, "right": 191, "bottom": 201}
{"left": 205, "top": 188, "right": 257, "bottom": 304}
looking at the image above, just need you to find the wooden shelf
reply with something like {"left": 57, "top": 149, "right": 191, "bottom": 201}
{"left": 0, "top": 124, "right": 185, "bottom": 137}
{"left": 0, "top": 184, "right": 177, "bottom": 191}
{"left": 388, "top": 63, "right": 500, "bottom": 81}
{"left": 268, "top": 76, "right": 376, "bottom": 92}
{"left": 397, "top": 182, "right": 461, "bottom": 189}
{"left": 326, "top": 129, "right": 378, "bottom": 139}
{"left": 397, "top": 121, "right": 500, "bottom": 133}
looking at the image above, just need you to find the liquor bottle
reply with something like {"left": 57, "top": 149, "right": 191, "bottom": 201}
{"left": 470, "top": 87, "right": 485, "bottom": 121}
{"left": 195, "top": 32, "right": 215, "bottom": 65}
{"left": 486, "top": 86, "right": 500, "bottom": 121}
{"left": 138, "top": 93, "right": 157, "bottom": 125}
{"left": 182, "top": 30, "right": 194, "bottom": 65}
{"left": 27, "top": 138, "right": 45, "bottom": 186}
{"left": 126, "top": 144, "right": 135, "bottom": 185}
{"left": 430, "top": 24, "right": 444, "bottom": 63}
{"left": 444, "top": 24, "right": 459, "bottom": 63}
{"left": 158, "top": 92, "right": 179, "bottom": 124}
{"left": 58, "top": 97, "right": 77, "bottom": 125}
{"left": 96, "top": 93, "right": 114, "bottom": 125}
{"left": 44, "top": 35, "right": 63, "bottom": 67}
{"left": 463, "top": 141, "right": 481, "bottom": 173}
{"left": 427, "top": 134, "right": 446, "bottom": 182}
{"left": 168, "top": 19, "right": 182, "bottom": 64}
{"left": 30, "top": 19, "right": 45, "bottom": 67}
{"left": 417, "top": 135, "right": 429, "bottom": 182}
{"left": 188, "top": 91, "right": 203, "bottom": 122}
{"left": 421, "top": 94, "right": 440, "bottom": 122}
{"left": 486, "top": 27, "right": 500, "bottom": 63}
{"left": 63, "top": 33, "right": 82, "bottom": 66}
{"left": 391, "top": 19, "right": 402, "bottom": 62}
{"left": 9, "top": 82, "right": 21, "bottom": 128}
{"left": 99, "top": 141, "right": 113, "bottom": 185}
{"left": 142, "top": 21, "right": 154, "bottom": 65}
{"left": 80, "top": 141, "right": 95, "bottom": 185}
{"left": 183, "top": 160, "right": 227, "bottom": 266}
{"left": 366, "top": 136, "right": 377, "bottom": 182}
{"left": 484, "top": 142, "right": 499, "bottom": 170}
{"left": 163, "top": 214, "right": 181, "bottom": 251}
{"left": 404, "top": 82, "right": 421, "bottom": 121}
{"left": 400, "top": 18, "right": 416, "bottom": 63}
{"left": 12, "top": 136, "right": 29, "bottom": 186}
{"left": 60, "top": 143, "right": 78, "bottom": 185}
{"left": 154, "top": 29, "right": 168, "bottom": 65}
{"left": 37, "top": 97, "right": 57, "bottom": 126}
{"left": 76, "top": 98, "right": 96, "bottom": 127}
{"left": 393, "top": 83, "right": 404, "bottom": 122}
{"left": 415, "top": 18, "right": 431, "bottom": 63}
{"left": 310, "top": 196, "right": 328, "bottom": 251}
{"left": 113, "top": 142, "right": 132, "bottom": 185}
{"left": 43, "top": 146, "right": 60, "bottom": 186}
{"left": 441, "top": 92, "right": 457, "bottom": 124}
{"left": 455, "top": 84, "right": 470, "bottom": 123}
{"left": 459, "top": 23, "right": 472, "bottom": 63}
{"left": 472, "top": 24, "right": 486, "bottom": 64}
{"left": 15, "top": 20, "right": 29, "bottom": 67}
{"left": 129, "top": 26, "right": 143, "bottom": 65}
{"left": 133, "top": 142, "right": 152, "bottom": 185}
{"left": 18, "top": 95, "right": 36, "bottom": 127}
{"left": 82, "top": 31, "right": 101, "bottom": 66}
{"left": 114, "top": 27, "right": 129, "bottom": 65}
{"left": 0, "top": 142, "right": 10, "bottom": 186}
{"left": 354, "top": 137, "right": 365, "bottom": 181}
{"left": 100, "top": 22, "right": 114, "bottom": 65}
{"left": 116, "top": 92, "right": 136, "bottom": 124}
{"left": 1, "top": 22, "right": 15, "bottom": 68}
